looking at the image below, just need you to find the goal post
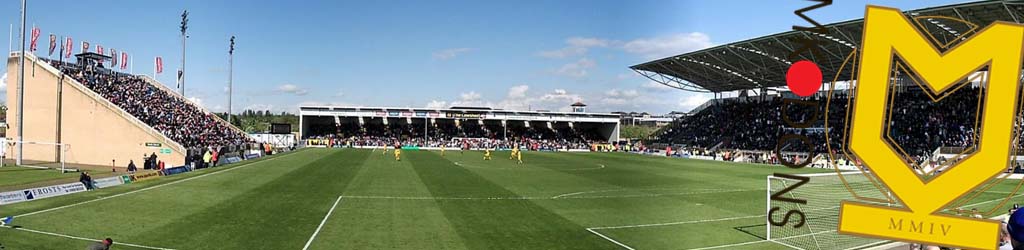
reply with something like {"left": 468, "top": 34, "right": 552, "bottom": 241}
{"left": 766, "top": 172, "right": 891, "bottom": 250}
{"left": 3, "top": 140, "right": 70, "bottom": 172}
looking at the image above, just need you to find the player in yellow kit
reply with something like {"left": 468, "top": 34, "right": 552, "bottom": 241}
{"left": 440, "top": 144, "right": 446, "bottom": 157}
{"left": 509, "top": 145, "right": 519, "bottom": 160}
{"left": 515, "top": 148, "right": 523, "bottom": 165}
{"left": 484, "top": 148, "right": 492, "bottom": 160}
{"left": 394, "top": 144, "right": 402, "bottom": 161}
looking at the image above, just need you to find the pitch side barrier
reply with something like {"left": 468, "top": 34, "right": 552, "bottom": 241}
{"left": 0, "top": 150, "right": 275, "bottom": 206}
{"left": 347, "top": 145, "right": 592, "bottom": 152}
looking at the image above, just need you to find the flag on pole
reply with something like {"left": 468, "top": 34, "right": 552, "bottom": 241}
{"left": 96, "top": 45, "right": 104, "bottom": 64}
{"left": 176, "top": 69, "right": 183, "bottom": 89}
{"left": 64, "top": 37, "right": 73, "bottom": 58}
{"left": 29, "top": 26, "right": 40, "bottom": 53}
{"left": 48, "top": 34, "right": 56, "bottom": 56}
{"left": 110, "top": 49, "right": 117, "bottom": 67}
{"left": 121, "top": 52, "right": 128, "bottom": 70}
{"left": 155, "top": 56, "right": 163, "bottom": 74}
{"left": 81, "top": 41, "right": 89, "bottom": 54}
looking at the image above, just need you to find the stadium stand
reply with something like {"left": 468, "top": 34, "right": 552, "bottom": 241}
{"left": 303, "top": 123, "right": 607, "bottom": 151}
{"left": 5, "top": 52, "right": 252, "bottom": 168}
{"left": 51, "top": 61, "right": 251, "bottom": 149}
{"left": 649, "top": 84, "right": 988, "bottom": 161}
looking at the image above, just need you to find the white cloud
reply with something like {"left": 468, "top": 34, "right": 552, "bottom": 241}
{"left": 678, "top": 94, "right": 712, "bottom": 111}
{"left": 0, "top": 73, "right": 7, "bottom": 92}
{"left": 425, "top": 86, "right": 585, "bottom": 112}
{"left": 601, "top": 89, "right": 644, "bottom": 106}
{"left": 433, "top": 48, "right": 476, "bottom": 60}
{"left": 555, "top": 58, "right": 596, "bottom": 78}
{"left": 507, "top": 85, "right": 529, "bottom": 99}
{"left": 605, "top": 89, "right": 640, "bottom": 99}
{"left": 539, "top": 89, "right": 582, "bottom": 106}
{"left": 244, "top": 103, "right": 277, "bottom": 112}
{"left": 623, "top": 32, "right": 713, "bottom": 59}
{"left": 334, "top": 90, "right": 345, "bottom": 97}
{"left": 426, "top": 100, "right": 448, "bottom": 109}
{"left": 187, "top": 97, "right": 203, "bottom": 107}
{"left": 567, "top": 37, "right": 610, "bottom": 47}
{"left": 420, "top": 85, "right": 689, "bottom": 114}
{"left": 641, "top": 81, "right": 672, "bottom": 91}
{"left": 539, "top": 33, "right": 711, "bottom": 60}
{"left": 434, "top": 91, "right": 492, "bottom": 108}
{"left": 538, "top": 37, "right": 610, "bottom": 58}
{"left": 277, "top": 84, "right": 308, "bottom": 96}
{"left": 496, "top": 85, "right": 531, "bottom": 111}
{"left": 537, "top": 47, "right": 588, "bottom": 59}
{"left": 460, "top": 91, "right": 482, "bottom": 102}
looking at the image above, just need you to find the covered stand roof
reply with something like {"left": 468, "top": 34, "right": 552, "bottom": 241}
{"left": 630, "top": 0, "right": 1024, "bottom": 93}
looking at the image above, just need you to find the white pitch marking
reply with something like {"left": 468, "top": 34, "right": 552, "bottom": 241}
{"left": 588, "top": 189, "right": 1024, "bottom": 250}
{"left": 453, "top": 162, "right": 605, "bottom": 171}
{"left": 302, "top": 196, "right": 344, "bottom": 250}
{"left": 588, "top": 213, "right": 766, "bottom": 230}
{"left": 585, "top": 228, "right": 635, "bottom": 250}
{"left": 551, "top": 187, "right": 748, "bottom": 199}
{"left": 14, "top": 151, "right": 299, "bottom": 218}
{"left": 2, "top": 225, "right": 176, "bottom": 250}
{"left": 340, "top": 189, "right": 756, "bottom": 201}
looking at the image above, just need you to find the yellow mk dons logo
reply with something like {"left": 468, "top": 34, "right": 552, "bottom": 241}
{"left": 837, "top": 6, "right": 1024, "bottom": 249}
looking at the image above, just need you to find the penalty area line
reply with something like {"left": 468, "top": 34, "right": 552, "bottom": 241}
{"left": 2, "top": 225, "right": 176, "bottom": 250}
{"left": 302, "top": 196, "right": 344, "bottom": 250}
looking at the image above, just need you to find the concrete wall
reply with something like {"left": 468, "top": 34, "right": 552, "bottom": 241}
{"left": 6, "top": 53, "right": 185, "bottom": 167}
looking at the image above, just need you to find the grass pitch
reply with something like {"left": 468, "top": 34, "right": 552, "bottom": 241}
{"left": 0, "top": 148, "right": 1022, "bottom": 250}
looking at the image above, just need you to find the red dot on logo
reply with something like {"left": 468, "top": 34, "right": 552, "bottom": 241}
{"left": 786, "top": 60, "right": 823, "bottom": 97}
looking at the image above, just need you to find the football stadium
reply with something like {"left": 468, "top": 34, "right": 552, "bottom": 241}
{"left": 5, "top": 0, "right": 1024, "bottom": 249}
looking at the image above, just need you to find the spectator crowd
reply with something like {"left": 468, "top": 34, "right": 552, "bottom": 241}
{"left": 53, "top": 60, "right": 253, "bottom": 152}
{"left": 650, "top": 84, "right": 993, "bottom": 163}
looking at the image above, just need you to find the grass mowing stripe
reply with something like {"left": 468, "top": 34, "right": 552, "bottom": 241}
{"left": 11, "top": 149, "right": 306, "bottom": 218}
{"left": 131, "top": 149, "right": 369, "bottom": 250}
{"left": 301, "top": 150, "right": 470, "bottom": 250}
{"left": 408, "top": 151, "right": 615, "bottom": 250}
{"left": 526, "top": 152, "right": 689, "bottom": 189}
{"left": 2, "top": 225, "right": 176, "bottom": 250}
{"left": 302, "top": 196, "right": 343, "bottom": 250}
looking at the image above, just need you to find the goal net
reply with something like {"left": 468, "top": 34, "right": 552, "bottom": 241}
{"left": 3, "top": 140, "right": 70, "bottom": 172}
{"left": 767, "top": 172, "right": 892, "bottom": 250}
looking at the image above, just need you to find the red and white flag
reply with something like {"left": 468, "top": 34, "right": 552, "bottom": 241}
{"left": 29, "top": 26, "right": 40, "bottom": 52}
{"left": 121, "top": 52, "right": 128, "bottom": 70}
{"left": 155, "top": 56, "right": 163, "bottom": 74}
{"left": 96, "top": 45, "right": 104, "bottom": 64}
{"left": 64, "top": 37, "right": 73, "bottom": 58}
{"left": 81, "top": 41, "right": 90, "bottom": 53}
{"left": 48, "top": 34, "right": 56, "bottom": 56}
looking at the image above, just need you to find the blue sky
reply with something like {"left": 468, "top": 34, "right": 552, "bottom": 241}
{"left": 0, "top": 0, "right": 966, "bottom": 114}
